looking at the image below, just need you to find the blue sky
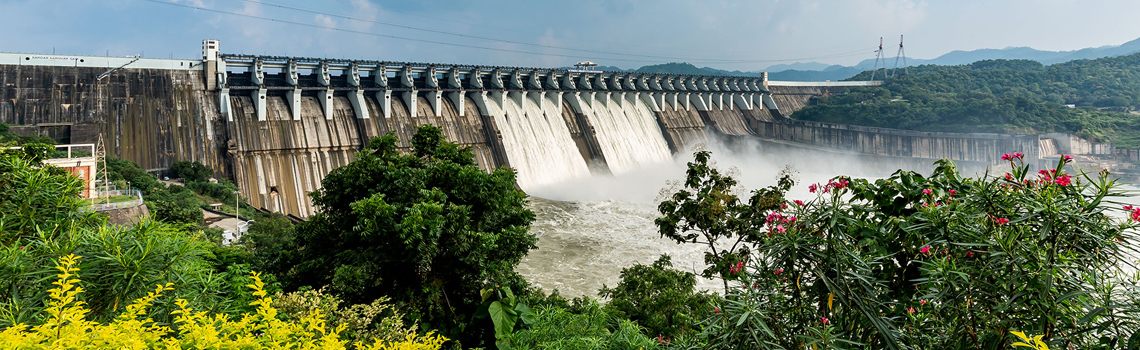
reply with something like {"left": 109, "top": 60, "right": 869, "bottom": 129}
{"left": 1, "top": 0, "right": 1138, "bottom": 71}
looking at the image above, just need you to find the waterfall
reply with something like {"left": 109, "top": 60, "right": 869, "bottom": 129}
{"left": 489, "top": 93, "right": 591, "bottom": 190}
{"left": 579, "top": 95, "right": 673, "bottom": 174}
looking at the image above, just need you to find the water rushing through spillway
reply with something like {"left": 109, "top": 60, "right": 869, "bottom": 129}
{"left": 489, "top": 94, "right": 592, "bottom": 190}
{"left": 579, "top": 96, "right": 673, "bottom": 174}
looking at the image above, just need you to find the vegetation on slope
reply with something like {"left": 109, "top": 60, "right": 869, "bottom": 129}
{"left": 6, "top": 122, "right": 1140, "bottom": 348}
{"left": 795, "top": 54, "right": 1140, "bottom": 147}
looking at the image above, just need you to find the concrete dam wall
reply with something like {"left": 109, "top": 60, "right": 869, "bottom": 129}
{"left": 0, "top": 50, "right": 1049, "bottom": 219}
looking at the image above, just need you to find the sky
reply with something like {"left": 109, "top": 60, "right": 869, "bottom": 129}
{"left": 1, "top": 0, "right": 1138, "bottom": 71}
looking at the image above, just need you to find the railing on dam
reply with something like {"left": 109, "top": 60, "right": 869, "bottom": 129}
{"left": 768, "top": 80, "right": 882, "bottom": 87}
{"left": 211, "top": 53, "right": 782, "bottom": 122}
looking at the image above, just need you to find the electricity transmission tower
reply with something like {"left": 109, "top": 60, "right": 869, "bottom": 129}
{"left": 890, "top": 35, "right": 909, "bottom": 78}
{"left": 95, "top": 133, "right": 109, "bottom": 200}
{"left": 869, "top": 37, "right": 886, "bottom": 82}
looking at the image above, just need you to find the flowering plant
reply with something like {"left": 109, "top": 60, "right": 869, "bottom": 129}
{"left": 659, "top": 151, "right": 1137, "bottom": 349}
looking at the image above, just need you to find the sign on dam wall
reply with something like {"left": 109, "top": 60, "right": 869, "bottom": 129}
{"left": 0, "top": 45, "right": 1054, "bottom": 218}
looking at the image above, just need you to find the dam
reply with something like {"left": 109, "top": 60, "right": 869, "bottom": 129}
{"left": 0, "top": 40, "right": 1051, "bottom": 218}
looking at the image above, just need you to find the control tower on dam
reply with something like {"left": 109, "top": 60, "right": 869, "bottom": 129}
{"left": 0, "top": 40, "right": 1042, "bottom": 219}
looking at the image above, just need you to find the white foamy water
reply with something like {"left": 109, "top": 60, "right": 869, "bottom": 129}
{"left": 579, "top": 96, "right": 673, "bottom": 175}
{"left": 489, "top": 94, "right": 591, "bottom": 190}
{"left": 518, "top": 138, "right": 908, "bottom": 297}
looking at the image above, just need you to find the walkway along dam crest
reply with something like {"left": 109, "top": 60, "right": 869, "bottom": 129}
{"left": 0, "top": 41, "right": 1044, "bottom": 218}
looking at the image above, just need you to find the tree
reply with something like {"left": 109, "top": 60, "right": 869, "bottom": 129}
{"left": 281, "top": 125, "right": 537, "bottom": 346}
{"left": 171, "top": 161, "right": 213, "bottom": 182}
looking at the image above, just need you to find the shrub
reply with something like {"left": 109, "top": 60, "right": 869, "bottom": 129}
{"left": 0, "top": 152, "right": 101, "bottom": 242}
{"left": 144, "top": 184, "right": 203, "bottom": 225}
{"left": 503, "top": 300, "right": 658, "bottom": 350}
{"left": 659, "top": 151, "right": 1139, "bottom": 349}
{"left": 0, "top": 254, "right": 447, "bottom": 349}
{"left": 273, "top": 288, "right": 417, "bottom": 347}
{"left": 170, "top": 160, "right": 213, "bottom": 182}
{"left": 599, "top": 254, "right": 714, "bottom": 340}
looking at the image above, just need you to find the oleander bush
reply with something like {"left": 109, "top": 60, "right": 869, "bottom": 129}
{"left": 659, "top": 150, "right": 1140, "bottom": 349}
{"left": 0, "top": 254, "right": 446, "bottom": 350}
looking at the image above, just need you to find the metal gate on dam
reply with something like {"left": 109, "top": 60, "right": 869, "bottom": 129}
{"left": 0, "top": 41, "right": 1042, "bottom": 219}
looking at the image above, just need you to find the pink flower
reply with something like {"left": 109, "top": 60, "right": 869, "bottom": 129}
{"left": 730, "top": 262, "right": 744, "bottom": 274}
{"left": 794, "top": 200, "right": 805, "bottom": 206}
{"left": 775, "top": 225, "right": 786, "bottom": 234}
{"left": 1014, "top": 152, "right": 1025, "bottom": 159}
{"left": 780, "top": 203, "right": 787, "bottom": 210}
{"left": 1054, "top": 175, "right": 1072, "bottom": 187}
{"left": 908, "top": 307, "right": 915, "bottom": 314}
{"left": 774, "top": 268, "right": 783, "bottom": 275}
{"left": 966, "top": 251, "right": 974, "bottom": 258}
{"left": 922, "top": 189, "right": 932, "bottom": 196}
{"left": 714, "top": 307, "right": 720, "bottom": 314}
{"left": 1004, "top": 173, "right": 1014, "bottom": 181}
{"left": 948, "top": 189, "right": 957, "bottom": 196}
{"left": 809, "top": 184, "right": 818, "bottom": 193}
{"left": 1063, "top": 154, "right": 1074, "bottom": 163}
{"left": 1001, "top": 153, "right": 1013, "bottom": 161}
{"left": 920, "top": 299, "right": 927, "bottom": 305}
{"left": 920, "top": 246, "right": 931, "bottom": 254}
{"left": 995, "top": 217, "right": 1010, "bottom": 225}
{"left": 820, "top": 317, "right": 829, "bottom": 324}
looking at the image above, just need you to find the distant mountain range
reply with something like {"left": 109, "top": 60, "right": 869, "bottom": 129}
{"left": 768, "top": 37, "right": 1140, "bottom": 81}
{"left": 570, "top": 37, "right": 1140, "bottom": 82}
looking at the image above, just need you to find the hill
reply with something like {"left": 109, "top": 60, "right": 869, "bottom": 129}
{"left": 768, "top": 37, "right": 1140, "bottom": 81}
{"left": 792, "top": 53, "right": 1140, "bottom": 148}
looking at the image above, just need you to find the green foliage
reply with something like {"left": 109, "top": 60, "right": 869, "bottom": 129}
{"left": 104, "top": 157, "right": 159, "bottom": 194}
{"left": 0, "top": 219, "right": 264, "bottom": 326}
{"left": 660, "top": 150, "right": 1140, "bottom": 349}
{"left": 272, "top": 288, "right": 419, "bottom": 347}
{"left": 474, "top": 286, "right": 535, "bottom": 349}
{"left": 798, "top": 54, "right": 1140, "bottom": 147}
{"left": 599, "top": 254, "right": 714, "bottom": 340}
{"left": 185, "top": 178, "right": 239, "bottom": 204}
{"left": 503, "top": 300, "right": 659, "bottom": 350}
{"left": 0, "top": 153, "right": 101, "bottom": 243}
{"left": 278, "top": 125, "right": 537, "bottom": 346}
{"left": 171, "top": 160, "right": 213, "bottom": 182}
{"left": 144, "top": 184, "right": 203, "bottom": 225}
{"left": 0, "top": 256, "right": 447, "bottom": 349}
{"left": 656, "top": 150, "right": 792, "bottom": 288}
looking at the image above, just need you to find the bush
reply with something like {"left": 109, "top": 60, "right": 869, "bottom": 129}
{"left": 273, "top": 288, "right": 418, "bottom": 347}
{"left": 104, "top": 157, "right": 158, "bottom": 194}
{"left": 599, "top": 254, "right": 714, "bottom": 340}
{"left": 503, "top": 300, "right": 658, "bottom": 350}
{"left": 0, "top": 254, "right": 447, "bottom": 349}
{"left": 170, "top": 160, "right": 213, "bottom": 182}
{"left": 281, "top": 125, "right": 537, "bottom": 346}
{"left": 659, "top": 151, "right": 1140, "bottom": 349}
{"left": 144, "top": 184, "right": 203, "bottom": 225}
{"left": 0, "top": 152, "right": 101, "bottom": 242}
{"left": 0, "top": 219, "right": 260, "bottom": 325}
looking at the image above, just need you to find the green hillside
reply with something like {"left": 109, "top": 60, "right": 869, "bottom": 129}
{"left": 793, "top": 54, "right": 1140, "bottom": 148}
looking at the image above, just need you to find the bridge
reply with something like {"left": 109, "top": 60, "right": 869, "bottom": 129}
{"left": 0, "top": 40, "right": 1041, "bottom": 218}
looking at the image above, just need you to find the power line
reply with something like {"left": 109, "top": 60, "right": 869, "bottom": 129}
{"left": 144, "top": 0, "right": 873, "bottom": 65}
{"left": 257, "top": 0, "right": 808, "bottom": 56}
{"left": 231, "top": 0, "right": 874, "bottom": 64}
